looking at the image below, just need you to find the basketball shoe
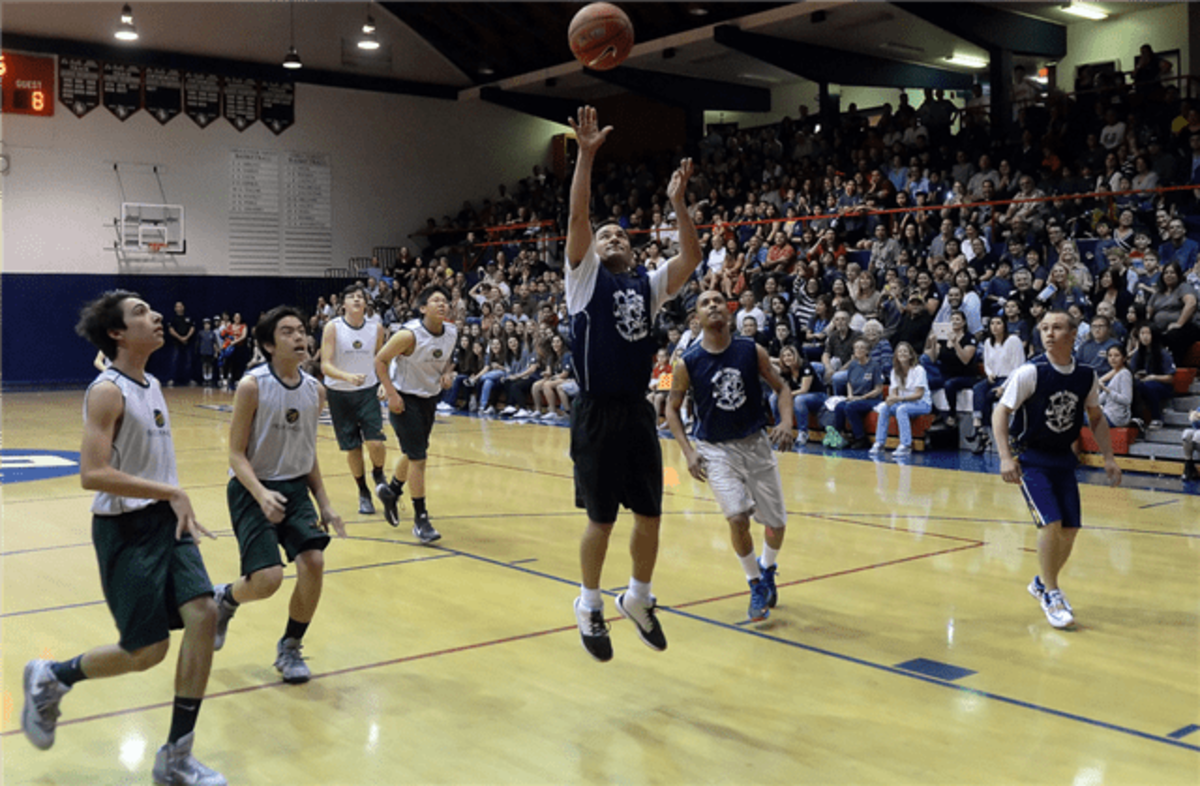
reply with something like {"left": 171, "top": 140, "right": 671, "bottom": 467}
{"left": 376, "top": 482, "right": 402, "bottom": 527}
{"left": 275, "top": 638, "right": 311, "bottom": 684}
{"left": 21, "top": 659, "right": 70, "bottom": 750}
{"left": 574, "top": 598, "right": 613, "bottom": 662}
{"left": 759, "top": 560, "right": 778, "bottom": 608}
{"left": 615, "top": 592, "right": 667, "bottom": 651}
{"left": 212, "top": 584, "right": 237, "bottom": 651}
{"left": 748, "top": 578, "right": 770, "bottom": 622}
{"left": 413, "top": 511, "right": 441, "bottom": 544}
{"left": 152, "top": 732, "right": 227, "bottom": 786}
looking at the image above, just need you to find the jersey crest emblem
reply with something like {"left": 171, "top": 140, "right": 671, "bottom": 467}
{"left": 611, "top": 289, "right": 648, "bottom": 342}
{"left": 1044, "top": 390, "right": 1078, "bottom": 433}
{"left": 711, "top": 368, "right": 746, "bottom": 412}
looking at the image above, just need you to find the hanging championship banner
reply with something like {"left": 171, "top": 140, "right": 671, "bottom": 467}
{"left": 261, "top": 81, "right": 294, "bottom": 136}
{"left": 144, "top": 67, "right": 182, "bottom": 125}
{"left": 102, "top": 62, "right": 142, "bottom": 120}
{"left": 184, "top": 71, "right": 221, "bottom": 128}
{"left": 59, "top": 57, "right": 101, "bottom": 118}
{"left": 224, "top": 77, "right": 258, "bottom": 132}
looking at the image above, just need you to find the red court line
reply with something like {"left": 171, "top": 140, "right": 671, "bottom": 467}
{"left": 673, "top": 542, "right": 984, "bottom": 609}
{"left": 0, "top": 541, "right": 984, "bottom": 737}
{"left": 805, "top": 512, "right": 984, "bottom": 545}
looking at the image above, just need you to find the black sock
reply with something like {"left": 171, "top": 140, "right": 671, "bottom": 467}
{"left": 413, "top": 497, "right": 427, "bottom": 516}
{"left": 389, "top": 478, "right": 405, "bottom": 496}
{"left": 371, "top": 466, "right": 386, "bottom": 486}
{"left": 284, "top": 618, "right": 310, "bottom": 643}
{"left": 168, "top": 696, "right": 202, "bottom": 745}
{"left": 50, "top": 655, "right": 88, "bottom": 688}
{"left": 354, "top": 474, "right": 369, "bottom": 494}
{"left": 219, "top": 584, "right": 239, "bottom": 608}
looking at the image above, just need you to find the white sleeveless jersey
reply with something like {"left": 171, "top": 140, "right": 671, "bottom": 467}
{"left": 324, "top": 316, "right": 380, "bottom": 392}
{"left": 242, "top": 364, "right": 321, "bottom": 481}
{"left": 391, "top": 318, "right": 458, "bottom": 397}
{"left": 85, "top": 369, "right": 178, "bottom": 515}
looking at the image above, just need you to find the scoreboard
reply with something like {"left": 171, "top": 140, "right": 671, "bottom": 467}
{"left": 1, "top": 52, "right": 55, "bottom": 116}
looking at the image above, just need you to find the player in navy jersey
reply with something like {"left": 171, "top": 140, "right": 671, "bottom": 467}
{"left": 665, "top": 290, "right": 795, "bottom": 622}
{"left": 565, "top": 105, "right": 701, "bottom": 662}
{"left": 23, "top": 291, "right": 225, "bottom": 785}
{"left": 993, "top": 309, "right": 1122, "bottom": 629}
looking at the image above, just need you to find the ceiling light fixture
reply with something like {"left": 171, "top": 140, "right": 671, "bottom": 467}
{"left": 283, "top": 0, "right": 302, "bottom": 70}
{"left": 358, "top": 13, "right": 381, "bottom": 51}
{"left": 1061, "top": 2, "right": 1108, "bottom": 20}
{"left": 945, "top": 53, "right": 988, "bottom": 69}
{"left": 114, "top": 4, "right": 139, "bottom": 42}
{"left": 687, "top": 5, "right": 709, "bottom": 16}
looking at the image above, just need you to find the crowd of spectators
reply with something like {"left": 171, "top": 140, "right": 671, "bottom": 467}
{"left": 302, "top": 58, "right": 1200, "bottom": 454}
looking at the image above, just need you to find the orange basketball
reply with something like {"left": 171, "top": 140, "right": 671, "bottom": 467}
{"left": 568, "top": 2, "right": 634, "bottom": 71}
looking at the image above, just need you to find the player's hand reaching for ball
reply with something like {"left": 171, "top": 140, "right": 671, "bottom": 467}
{"left": 568, "top": 106, "right": 611, "bottom": 156}
{"left": 667, "top": 158, "right": 694, "bottom": 207}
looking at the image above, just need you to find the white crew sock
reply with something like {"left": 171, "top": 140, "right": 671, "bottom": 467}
{"left": 738, "top": 551, "right": 762, "bottom": 581}
{"left": 580, "top": 586, "right": 603, "bottom": 612}
{"left": 627, "top": 578, "right": 652, "bottom": 601}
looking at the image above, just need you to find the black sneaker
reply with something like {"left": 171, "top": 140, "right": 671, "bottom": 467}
{"left": 358, "top": 491, "right": 375, "bottom": 515}
{"left": 574, "top": 598, "right": 613, "bottom": 662}
{"left": 615, "top": 592, "right": 668, "bottom": 651}
{"left": 376, "top": 483, "right": 400, "bottom": 527}
{"left": 412, "top": 512, "right": 441, "bottom": 544}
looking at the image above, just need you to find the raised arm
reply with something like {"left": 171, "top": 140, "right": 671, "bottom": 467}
{"left": 662, "top": 159, "right": 701, "bottom": 297}
{"left": 565, "top": 106, "right": 612, "bottom": 268}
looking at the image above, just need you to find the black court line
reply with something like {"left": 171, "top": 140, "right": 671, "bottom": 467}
{"left": 1139, "top": 499, "right": 1181, "bottom": 510}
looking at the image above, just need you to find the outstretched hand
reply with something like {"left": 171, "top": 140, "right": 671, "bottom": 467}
{"left": 668, "top": 158, "right": 694, "bottom": 205}
{"left": 568, "top": 106, "right": 612, "bottom": 156}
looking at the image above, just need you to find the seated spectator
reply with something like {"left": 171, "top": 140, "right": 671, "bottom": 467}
{"left": 968, "top": 316, "right": 1025, "bottom": 454}
{"left": 866, "top": 223, "right": 900, "bottom": 270}
{"left": 849, "top": 270, "right": 883, "bottom": 320}
{"left": 870, "top": 341, "right": 932, "bottom": 458}
{"left": 1039, "top": 263, "right": 1090, "bottom": 317}
{"left": 1146, "top": 262, "right": 1200, "bottom": 363}
{"left": 1092, "top": 266, "right": 1135, "bottom": 320}
{"left": 734, "top": 289, "right": 766, "bottom": 337}
{"left": 767, "top": 321, "right": 796, "bottom": 360}
{"left": 1181, "top": 400, "right": 1200, "bottom": 481}
{"left": 862, "top": 319, "right": 893, "bottom": 371}
{"left": 1129, "top": 323, "right": 1176, "bottom": 429}
{"left": 476, "top": 337, "right": 509, "bottom": 415}
{"left": 981, "top": 260, "right": 1015, "bottom": 317}
{"left": 1002, "top": 298, "right": 1032, "bottom": 347}
{"left": 924, "top": 310, "right": 979, "bottom": 426}
{"left": 1098, "top": 345, "right": 1134, "bottom": 428}
{"left": 647, "top": 347, "right": 673, "bottom": 427}
{"left": 1076, "top": 314, "right": 1121, "bottom": 374}
{"left": 1158, "top": 217, "right": 1199, "bottom": 272}
{"left": 933, "top": 285, "right": 983, "bottom": 337}
{"left": 1134, "top": 250, "right": 1162, "bottom": 303}
{"left": 445, "top": 333, "right": 484, "bottom": 411}
{"left": 893, "top": 292, "right": 935, "bottom": 351}
{"left": 498, "top": 334, "right": 542, "bottom": 418}
{"left": 802, "top": 295, "right": 834, "bottom": 361}
{"left": 821, "top": 309, "right": 860, "bottom": 389}
{"left": 772, "top": 344, "right": 825, "bottom": 447}
{"left": 828, "top": 338, "right": 886, "bottom": 450}
{"left": 738, "top": 315, "right": 769, "bottom": 348}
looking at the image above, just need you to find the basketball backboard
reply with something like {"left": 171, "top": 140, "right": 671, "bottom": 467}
{"left": 120, "top": 203, "right": 185, "bottom": 253}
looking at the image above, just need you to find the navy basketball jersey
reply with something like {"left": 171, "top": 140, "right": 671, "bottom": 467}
{"left": 1009, "top": 354, "right": 1096, "bottom": 463}
{"left": 566, "top": 248, "right": 668, "bottom": 396}
{"left": 683, "top": 336, "right": 767, "bottom": 443}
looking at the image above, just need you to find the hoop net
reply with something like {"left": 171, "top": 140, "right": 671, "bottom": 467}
{"left": 147, "top": 242, "right": 167, "bottom": 254}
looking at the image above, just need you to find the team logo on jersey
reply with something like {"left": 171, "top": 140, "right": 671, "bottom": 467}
{"left": 153, "top": 409, "right": 166, "bottom": 427}
{"left": 1044, "top": 390, "right": 1078, "bottom": 433}
{"left": 711, "top": 368, "right": 746, "bottom": 411}
{"left": 353, "top": 340, "right": 363, "bottom": 350}
{"left": 286, "top": 408, "right": 300, "bottom": 424}
{"left": 433, "top": 349, "right": 444, "bottom": 359}
{"left": 612, "top": 289, "right": 648, "bottom": 342}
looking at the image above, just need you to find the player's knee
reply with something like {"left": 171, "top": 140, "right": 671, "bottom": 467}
{"left": 295, "top": 549, "right": 325, "bottom": 576}
{"left": 127, "top": 639, "right": 170, "bottom": 671}
{"left": 250, "top": 566, "right": 285, "bottom": 597}
{"left": 727, "top": 514, "right": 752, "bottom": 533}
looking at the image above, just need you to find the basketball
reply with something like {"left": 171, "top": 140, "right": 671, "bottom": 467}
{"left": 568, "top": 2, "right": 634, "bottom": 71}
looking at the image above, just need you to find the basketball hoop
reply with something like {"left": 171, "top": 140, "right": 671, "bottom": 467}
{"left": 147, "top": 242, "right": 167, "bottom": 255}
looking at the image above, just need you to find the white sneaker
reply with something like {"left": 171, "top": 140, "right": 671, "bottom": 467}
{"left": 539, "top": 410, "right": 557, "bottom": 421}
{"left": 868, "top": 442, "right": 884, "bottom": 455}
{"left": 435, "top": 402, "right": 452, "bottom": 414}
{"left": 482, "top": 406, "right": 495, "bottom": 416}
{"left": 21, "top": 660, "right": 70, "bottom": 750}
{"left": 796, "top": 429, "right": 809, "bottom": 446}
{"left": 893, "top": 445, "right": 912, "bottom": 458}
{"left": 152, "top": 731, "right": 227, "bottom": 786}
{"left": 515, "top": 408, "right": 534, "bottom": 418}
{"left": 501, "top": 405, "right": 518, "bottom": 416}
{"left": 1041, "top": 589, "right": 1075, "bottom": 629}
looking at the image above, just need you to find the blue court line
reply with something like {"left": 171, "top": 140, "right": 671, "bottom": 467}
{"left": 665, "top": 605, "right": 1200, "bottom": 754}
{"left": 1168, "top": 724, "right": 1200, "bottom": 740}
{"left": 346, "top": 533, "right": 1200, "bottom": 756}
{"left": 509, "top": 558, "right": 538, "bottom": 565}
{"left": 1139, "top": 499, "right": 1180, "bottom": 509}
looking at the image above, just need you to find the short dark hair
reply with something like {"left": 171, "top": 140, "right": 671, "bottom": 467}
{"left": 254, "top": 305, "right": 307, "bottom": 360}
{"left": 417, "top": 284, "right": 450, "bottom": 308}
{"left": 342, "top": 283, "right": 367, "bottom": 300}
{"left": 75, "top": 290, "right": 140, "bottom": 361}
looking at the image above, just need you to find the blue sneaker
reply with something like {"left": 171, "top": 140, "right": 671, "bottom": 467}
{"left": 748, "top": 578, "right": 770, "bottom": 621}
{"left": 759, "top": 560, "right": 778, "bottom": 608}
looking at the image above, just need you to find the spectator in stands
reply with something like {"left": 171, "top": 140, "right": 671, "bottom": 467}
{"left": 934, "top": 286, "right": 983, "bottom": 337}
{"left": 1098, "top": 345, "right": 1134, "bottom": 428}
{"left": 1159, "top": 218, "right": 1199, "bottom": 272}
{"left": 446, "top": 333, "right": 482, "bottom": 411}
{"left": 849, "top": 270, "right": 883, "bottom": 320}
{"left": 925, "top": 309, "right": 978, "bottom": 426}
{"left": 870, "top": 341, "right": 931, "bottom": 458}
{"left": 1181, "top": 401, "right": 1200, "bottom": 481}
{"left": 1076, "top": 314, "right": 1121, "bottom": 374}
{"left": 861, "top": 319, "right": 893, "bottom": 372}
{"left": 772, "top": 344, "right": 823, "bottom": 448}
{"left": 821, "top": 309, "right": 859, "bottom": 388}
{"left": 968, "top": 316, "right": 1026, "bottom": 454}
{"left": 829, "top": 338, "right": 886, "bottom": 450}
{"left": 475, "top": 337, "right": 508, "bottom": 416}
{"left": 1146, "top": 261, "right": 1200, "bottom": 362}
{"left": 1129, "top": 323, "right": 1176, "bottom": 430}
